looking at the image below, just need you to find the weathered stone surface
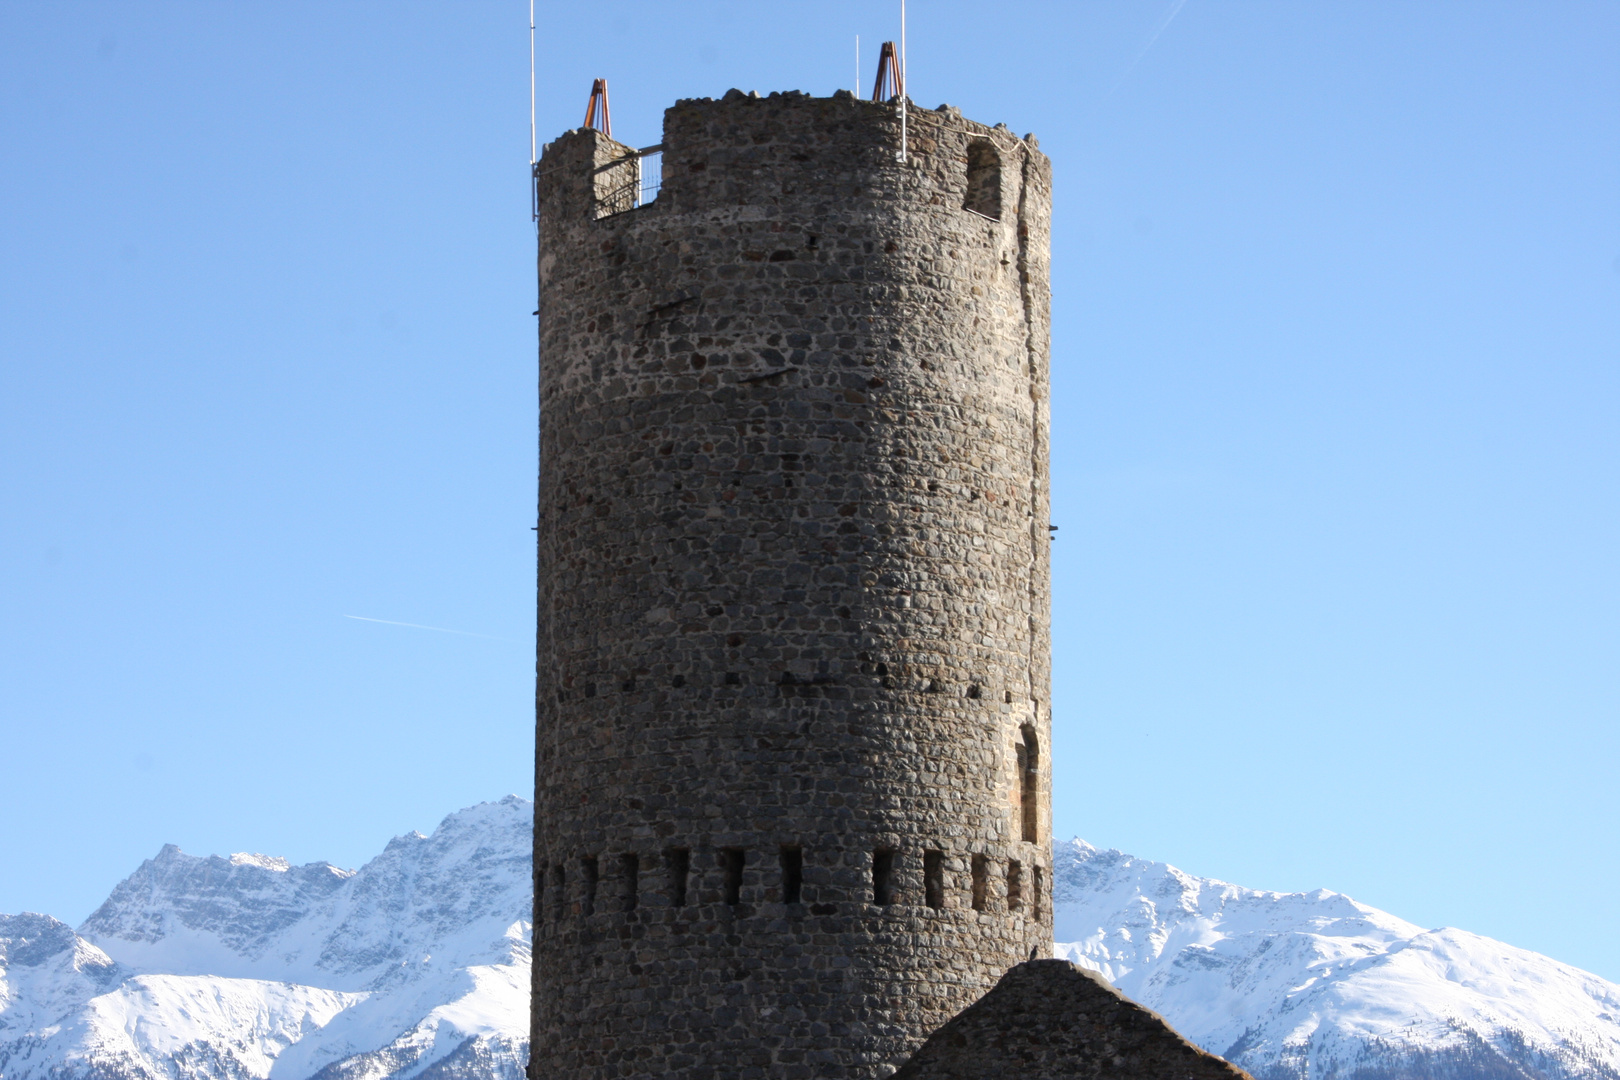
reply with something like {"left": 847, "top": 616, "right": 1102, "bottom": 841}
{"left": 892, "top": 961, "right": 1254, "bottom": 1080}
{"left": 531, "top": 89, "right": 1052, "bottom": 1080}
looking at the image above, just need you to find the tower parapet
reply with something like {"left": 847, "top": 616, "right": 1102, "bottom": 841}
{"left": 531, "top": 88, "right": 1052, "bottom": 1080}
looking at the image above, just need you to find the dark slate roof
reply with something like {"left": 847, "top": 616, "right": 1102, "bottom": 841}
{"left": 892, "top": 960, "right": 1255, "bottom": 1080}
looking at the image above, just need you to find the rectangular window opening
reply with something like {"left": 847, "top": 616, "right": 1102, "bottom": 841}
{"left": 666, "top": 848, "right": 689, "bottom": 908}
{"left": 872, "top": 848, "right": 896, "bottom": 906}
{"left": 924, "top": 850, "right": 945, "bottom": 910}
{"left": 780, "top": 846, "right": 803, "bottom": 905}
{"left": 581, "top": 855, "right": 599, "bottom": 917}
{"left": 722, "top": 848, "right": 745, "bottom": 906}
{"left": 971, "top": 854, "right": 989, "bottom": 912}
{"left": 620, "top": 852, "right": 639, "bottom": 912}
{"left": 963, "top": 139, "right": 1003, "bottom": 220}
{"left": 1033, "top": 865, "right": 1044, "bottom": 921}
{"left": 1007, "top": 859, "right": 1023, "bottom": 912}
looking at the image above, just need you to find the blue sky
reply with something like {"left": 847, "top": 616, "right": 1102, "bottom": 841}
{"left": 2, "top": 2, "right": 1616, "bottom": 980}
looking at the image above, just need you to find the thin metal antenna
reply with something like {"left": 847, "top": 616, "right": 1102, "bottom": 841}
{"left": 528, "top": 0, "right": 536, "bottom": 165}
{"left": 898, "top": 0, "right": 908, "bottom": 163}
{"left": 529, "top": 0, "right": 539, "bottom": 228}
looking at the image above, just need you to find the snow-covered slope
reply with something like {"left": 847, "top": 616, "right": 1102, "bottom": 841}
{"left": 0, "top": 797, "right": 531, "bottom": 1080}
{"left": 8, "top": 804, "right": 1620, "bottom": 1080}
{"left": 1053, "top": 839, "right": 1620, "bottom": 1080}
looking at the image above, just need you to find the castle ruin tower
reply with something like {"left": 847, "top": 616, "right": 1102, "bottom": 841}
{"left": 531, "top": 89, "right": 1053, "bottom": 1080}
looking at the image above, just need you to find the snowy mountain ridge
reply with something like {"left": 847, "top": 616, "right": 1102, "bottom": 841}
{"left": 5, "top": 800, "right": 1619, "bottom": 1080}
{"left": 0, "top": 796, "right": 532, "bottom": 1080}
{"left": 1052, "top": 839, "right": 1620, "bottom": 1080}
{"left": 78, "top": 796, "right": 530, "bottom": 993}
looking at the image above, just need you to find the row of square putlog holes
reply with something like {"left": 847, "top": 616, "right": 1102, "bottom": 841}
{"left": 540, "top": 848, "right": 1044, "bottom": 920}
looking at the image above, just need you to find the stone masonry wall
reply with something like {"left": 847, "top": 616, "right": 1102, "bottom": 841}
{"left": 530, "top": 89, "right": 1053, "bottom": 1080}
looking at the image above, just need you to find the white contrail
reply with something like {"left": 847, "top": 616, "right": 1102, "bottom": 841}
{"left": 343, "top": 615, "right": 511, "bottom": 641}
{"left": 1107, "top": 0, "right": 1190, "bottom": 98}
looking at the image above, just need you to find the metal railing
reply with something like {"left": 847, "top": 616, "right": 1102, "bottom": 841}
{"left": 595, "top": 145, "right": 663, "bottom": 218}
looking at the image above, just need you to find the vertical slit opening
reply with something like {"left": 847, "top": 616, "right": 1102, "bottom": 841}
{"left": 1020, "top": 724, "right": 1040, "bottom": 843}
{"left": 620, "top": 853, "right": 639, "bottom": 912}
{"left": 666, "top": 848, "right": 689, "bottom": 908}
{"left": 872, "top": 849, "right": 896, "bottom": 905}
{"left": 581, "top": 855, "right": 598, "bottom": 917}
{"left": 722, "top": 848, "right": 745, "bottom": 905}
{"left": 924, "top": 850, "right": 944, "bottom": 910}
{"left": 1033, "top": 865, "right": 1044, "bottom": 921}
{"left": 1007, "top": 859, "right": 1023, "bottom": 911}
{"left": 971, "top": 854, "right": 989, "bottom": 912}
{"left": 780, "top": 846, "right": 803, "bottom": 904}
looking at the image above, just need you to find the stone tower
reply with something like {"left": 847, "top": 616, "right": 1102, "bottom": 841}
{"left": 531, "top": 89, "right": 1052, "bottom": 1080}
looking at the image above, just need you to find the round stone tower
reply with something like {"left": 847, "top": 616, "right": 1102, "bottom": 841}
{"left": 530, "top": 89, "right": 1052, "bottom": 1080}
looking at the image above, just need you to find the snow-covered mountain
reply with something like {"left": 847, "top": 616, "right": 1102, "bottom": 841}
{"left": 1052, "top": 839, "right": 1620, "bottom": 1080}
{"left": 0, "top": 796, "right": 531, "bottom": 1080}
{"left": 6, "top": 803, "right": 1619, "bottom": 1080}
